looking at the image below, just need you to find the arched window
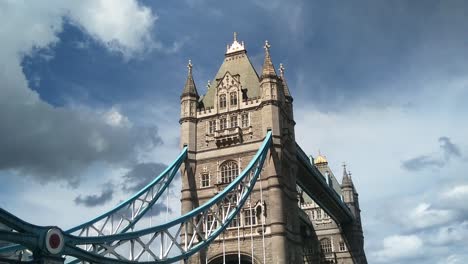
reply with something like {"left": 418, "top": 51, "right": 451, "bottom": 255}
{"left": 220, "top": 160, "right": 239, "bottom": 184}
{"left": 219, "top": 94, "right": 227, "bottom": 109}
{"left": 230, "top": 92, "right": 237, "bottom": 106}
{"left": 320, "top": 238, "right": 333, "bottom": 253}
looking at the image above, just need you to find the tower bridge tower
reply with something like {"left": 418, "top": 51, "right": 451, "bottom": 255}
{"left": 179, "top": 34, "right": 366, "bottom": 264}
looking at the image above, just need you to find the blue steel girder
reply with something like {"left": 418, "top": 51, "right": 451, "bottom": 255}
{"left": 0, "top": 132, "right": 272, "bottom": 263}
{"left": 295, "top": 143, "right": 354, "bottom": 224}
{"left": 61, "top": 131, "right": 271, "bottom": 263}
{"left": 0, "top": 147, "right": 187, "bottom": 260}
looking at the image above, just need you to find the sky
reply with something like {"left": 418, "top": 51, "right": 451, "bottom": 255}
{"left": 1, "top": 0, "right": 468, "bottom": 263}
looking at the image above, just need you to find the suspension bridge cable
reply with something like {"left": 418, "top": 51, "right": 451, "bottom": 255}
{"left": 250, "top": 198, "right": 254, "bottom": 264}
{"left": 259, "top": 170, "right": 266, "bottom": 264}
{"left": 237, "top": 196, "right": 241, "bottom": 264}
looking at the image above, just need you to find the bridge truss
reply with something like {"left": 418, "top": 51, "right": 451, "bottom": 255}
{"left": 0, "top": 132, "right": 272, "bottom": 263}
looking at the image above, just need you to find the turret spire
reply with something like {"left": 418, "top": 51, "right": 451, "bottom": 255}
{"left": 342, "top": 162, "right": 354, "bottom": 187}
{"left": 261, "top": 40, "right": 277, "bottom": 78}
{"left": 187, "top": 59, "right": 193, "bottom": 75}
{"left": 181, "top": 59, "right": 199, "bottom": 98}
{"left": 279, "top": 63, "right": 292, "bottom": 99}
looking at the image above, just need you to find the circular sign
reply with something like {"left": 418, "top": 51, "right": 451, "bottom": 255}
{"left": 45, "top": 228, "right": 64, "bottom": 255}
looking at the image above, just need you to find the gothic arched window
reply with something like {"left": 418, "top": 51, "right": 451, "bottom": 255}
{"left": 230, "top": 92, "right": 237, "bottom": 106}
{"left": 219, "top": 94, "right": 227, "bottom": 109}
{"left": 320, "top": 238, "right": 332, "bottom": 253}
{"left": 220, "top": 160, "right": 239, "bottom": 184}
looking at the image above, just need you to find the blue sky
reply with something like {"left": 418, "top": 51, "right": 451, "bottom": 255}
{"left": 1, "top": 1, "right": 468, "bottom": 263}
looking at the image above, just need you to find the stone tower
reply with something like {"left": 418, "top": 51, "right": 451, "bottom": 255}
{"left": 300, "top": 154, "right": 367, "bottom": 264}
{"left": 179, "top": 34, "right": 366, "bottom": 264}
{"left": 179, "top": 34, "right": 301, "bottom": 264}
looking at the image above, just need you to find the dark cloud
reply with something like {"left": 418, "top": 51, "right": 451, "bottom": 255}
{"left": 439, "top": 137, "right": 461, "bottom": 160}
{"left": 74, "top": 184, "right": 114, "bottom": 207}
{"left": 144, "top": 203, "right": 173, "bottom": 217}
{"left": 401, "top": 156, "right": 444, "bottom": 171}
{"left": 402, "top": 136, "right": 461, "bottom": 171}
{"left": 122, "top": 162, "right": 169, "bottom": 193}
{"left": 0, "top": 91, "right": 162, "bottom": 186}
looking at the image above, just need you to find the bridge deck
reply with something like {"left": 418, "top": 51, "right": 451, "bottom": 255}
{"left": 296, "top": 143, "right": 354, "bottom": 224}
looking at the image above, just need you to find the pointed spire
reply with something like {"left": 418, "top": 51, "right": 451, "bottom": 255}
{"left": 181, "top": 59, "right": 199, "bottom": 98}
{"left": 342, "top": 162, "right": 353, "bottom": 187}
{"left": 261, "top": 40, "right": 277, "bottom": 78}
{"left": 279, "top": 63, "right": 292, "bottom": 99}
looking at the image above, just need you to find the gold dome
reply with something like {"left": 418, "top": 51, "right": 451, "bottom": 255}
{"left": 314, "top": 154, "right": 328, "bottom": 165}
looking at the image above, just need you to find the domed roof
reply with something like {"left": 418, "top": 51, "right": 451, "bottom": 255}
{"left": 314, "top": 153, "right": 328, "bottom": 165}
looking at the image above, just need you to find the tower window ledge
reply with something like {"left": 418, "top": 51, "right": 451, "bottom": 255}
{"left": 214, "top": 127, "right": 243, "bottom": 147}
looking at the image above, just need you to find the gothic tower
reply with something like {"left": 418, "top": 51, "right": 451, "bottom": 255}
{"left": 179, "top": 34, "right": 366, "bottom": 264}
{"left": 179, "top": 33, "right": 301, "bottom": 264}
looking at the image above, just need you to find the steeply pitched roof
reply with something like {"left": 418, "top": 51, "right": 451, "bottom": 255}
{"left": 279, "top": 63, "right": 292, "bottom": 99}
{"left": 341, "top": 164, "right": 354, "bottom": 187}
{"left": 202, "top": 51, "right": 260, "bottom": 107}
{"left": 181, "top": 60, "right": 199, "bottom": 98}
{"left": 261, "top": 40, "right": 277, "bottom": 78}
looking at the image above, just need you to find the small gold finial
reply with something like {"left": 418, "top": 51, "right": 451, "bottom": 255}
{"left": 234, "top": 32, "right": 238, "bottom": 42}
{"left": 264, "top": 40, "right": 271, "bottom": 51}
{"left": 279, "top": 63, "right": 285, "bottom": 76}
{"left": 187, "top": 59, "right": 193, "bottom": 74}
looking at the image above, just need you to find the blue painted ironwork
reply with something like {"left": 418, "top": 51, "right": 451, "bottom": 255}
{"left": 0, "top": 132, "right": 272, "bottom": 263}
{"left": 0, "top": 147, "right": 187, "bottom": 260}
{"left": 61, "top": 131, "right": 271, "bottom": 263}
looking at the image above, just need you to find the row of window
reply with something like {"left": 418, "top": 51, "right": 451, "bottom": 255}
{"left": 207, "top": 113, "right": 249, "bottom": 134}
{"left": 320, "top": 238, "right": 346, "bottom": 253}
{"left": 205, "top": 208, "right": 257, "bottom": 230}
{"left": 219, "top": 92, "right": 238, "bottom": 109}
{"left": 200, "top": 160, "right": 240, "bottom": 187}
{"left": 307, "top": 208, "right": 330, "bottom": 220}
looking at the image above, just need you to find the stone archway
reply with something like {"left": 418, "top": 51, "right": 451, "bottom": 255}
{"left": 208, "top": 253, "right": 254, "bottom": 264}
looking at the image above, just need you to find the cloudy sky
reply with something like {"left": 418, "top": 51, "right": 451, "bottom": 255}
{"left": 1, "top": 0, "right": 467, "bottom": 263}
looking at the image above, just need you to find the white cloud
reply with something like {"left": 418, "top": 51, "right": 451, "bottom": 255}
{"left": 373, "top": 235, "right": 423, "bottom": 262}
{"left": 68, "top": 0, "right": 156, "bottom": 57}
{"left": 104, "top": 107, "right": 131, "bottom": 127}
{"left": 405, "top": 203, "right": 456, "bottom": 229}
{"left": 443, "top": 185, "right": 468, "bottom": 199}
{"left": 430, "top": 221, "right": 468, "bottom": 246}
{"left": 0, "top": 0, "right": 160, "bottom": 184}
{"left": 438, "top": 254, "right": 468, "bottom": 264}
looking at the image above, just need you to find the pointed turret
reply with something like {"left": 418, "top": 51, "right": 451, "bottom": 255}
{"left": 341, "top": 163, "right": 355, "bottom": 206}
{"left": 180, "top": 60, "right": 199, "bottom": 150}
{"left": 279, "top": 63, "right": 292, "bottom": 101}
{"left": 342, "top": 163, "right": 353, "bottom": 188}
{"left": 181, "top": 60, "right": 199, "bottom": 99}
{"left": 261, "top": 40, "right": 277, "bottom": 78}
{"left": 341, "top": 167, "right": 366, "bottom": 263}
{"left": 260, "top": 40, "right": 281, "bottom": 103}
